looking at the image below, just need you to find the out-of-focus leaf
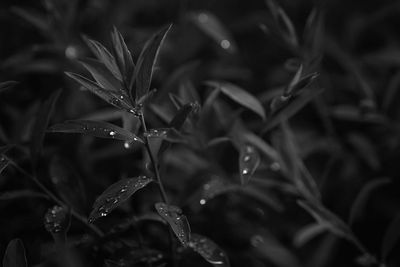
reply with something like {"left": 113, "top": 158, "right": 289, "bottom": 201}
{"left": 382, "top": 213, "right": 400, "bottom": 260}
{"left": 2, "top": 239, "right": 27, "bottom": 267}
{"left": 0, "top": 190, "right": 48, "bottom": 201}
{"left": 242, "top": 132, "right": 280, "bottom": 163}
{"left": 12, "top": 7, "right": 49, "bottom": 36}
{"left": 347, "top": 133, "right": 380, "bottom": 170}
{"left": 48, "top": 120, "right": 144, "bottom": 143}
{"left": 265, "top": 0, "right": 298, "bottom": 47}
{"left": 0, "top": 156, "right": 10, "bottom": 175}
{"left": 293, "top": 223, "right": 329, "bottom": 247}
{"left": 80, "top": 58, "right": 125, "bottom": 93}
{"left": 190, "top": 11, "right": 236, "bottom": 53}
{"left": 303, "top": 9, "right": 324, "bottom": 55}
{"left": 65, "top": 72, "right": 136, "bottom": 113}
{"left": 133, "top": 25, "right": 172, "bottom": 101}
{"left": 263, "top": 88, "right": 324, "bottom": 132}
{"left": 251, "top": 233, "right": 300, "bottom": 267}
{"left": 82, "top": 35, "right": 122, "bottom": 81}
{"left": 169, "top": 93, "right": 186, "bottom": 110}
{"left": 349, "top": 178, "right": 390, "bottom": 225}
{"left": 49, "top": 156, "right": 87, "bottom": 212}
{"left": 0, "top": 81, "right": 18, "bottom": 93}
{"left": 298, "top": 200, "right": 352, "bottom": 239}
{"left": 189, "top": 233, "right": 230, "bottom": 266}
{"left": 239, "top": 144, "right": 260, "bottom": 185}
{"left": 206, "top": 81, "right": 266, "bottom": 120}
{"left": 89, "top": 176, "right": 153, "bottom": 223}
{"left": 155, "top": 202, "right": 191, "bottom": 247}
{"left": 111, "top": 27, "right": 135, "bottom": 87}
{"left": 30, "top": 89, "right": 62, "bottom": 166}
{"left": 199, "top": 178, "right": 239, "bottom": 206}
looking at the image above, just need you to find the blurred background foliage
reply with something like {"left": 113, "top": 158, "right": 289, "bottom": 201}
{"left": 1, "top": 0, "right": 400, "bottom": 266}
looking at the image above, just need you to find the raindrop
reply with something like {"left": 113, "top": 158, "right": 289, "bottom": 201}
{"left": 243, "top": 155, "right": 251, "bottom": 162}
{"left": 124, "top": 141, "right": 131, "bottom": 149}
{"left": 200, "top": 199, "right": 206, "bottom": 205}
{"left": 242, "top": 168, "right": 249, "bottom": 175}
{"left": 109, "top": 131, "right": 116, "bottom": 136}
{"left": 220, "top": 40, "right": 231, "bottom": 49}
{"left": 65, "top": 45, "right": 78, "bottom": 59}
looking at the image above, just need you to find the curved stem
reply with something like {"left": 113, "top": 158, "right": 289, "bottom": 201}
{"left": 9, "top": 159, "right": 104, "bottom": 237}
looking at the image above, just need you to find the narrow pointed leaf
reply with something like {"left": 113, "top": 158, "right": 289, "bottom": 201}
{"left": 133, "top": 25, "right": 172, "bottom": 101}
{"left": 284, "top": 65, "right": 303, "bottom": 96}
{"left": 189, "top": 234, "right": 230, "bottom": 266}
{"left": 65, "top": 72, "right": 134, "bottom": 112}
{"left": 0, "top": 156, "right": 10, "bottom": 175}
{"left": 239, "top": 144, "right": 260, "bottom": 185}
{"left": 199, "top": 178, "right": 239, "bottom": 206}
{"left": 293, "top": 223, "right": 329, "bottom": 247}
{"left": 2, "top": 239, "right": 27, "bottom": 267}
{"left": 89, "top": 176, "right": 153, "bottom": 223}
{"left": 206, "top": 81, "right": 266, "bottom": 120}
{"left": 80, "top": 58, "right": 125, "bottom": 92}
{"left": 155, "top": 202, "right": 191, "bottom": 247}
{"left": 82, "top": 36, "right": 122, "bottom": 81}
{"left": 48, "top": 120, "right": 144, "bottom": 143}
{"left": 30, "top": 89, "right": 62, "bottom": 166}
{"left": 111, "top": 27, "right": 135, "bottom": 86}
{"left": 349, "top": 178, "right": 390, "bottom": 225}
{"left": 0, "top": 81, "right": 18, "bottom": 93}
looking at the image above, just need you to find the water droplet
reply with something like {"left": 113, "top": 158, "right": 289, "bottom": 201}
{"left": 270, "top": 162, "right": 280, "bottom": 171}
{"left": 243, "top": 155, "right": 251, "bottom": 162}
{"left": 242, "top": 168, "right": 249, "bottom": 175}
{"left": 200, "top": 199, "right": 206, "bottom": 205}
{"left": 124, "top": 141, "right": 131, "bottom": 149}
{"left": 109, "top": 131, "right": 116, "bottom": 136}
{"left": 198, "top": 13, "right": 208, "bottom": 23}
{"left": 119, "top": 95, "right": 124, "bottom": 100}
{"left": 245, "top": 146, "right": 254, "bottom": 153}
{"left": 65, "top": 45, "right": 78, "bottom": 59}
{"left": 220, "top": 39, "right": 231, "bottom": 49}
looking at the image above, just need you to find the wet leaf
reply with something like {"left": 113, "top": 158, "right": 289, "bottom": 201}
{"left": 189, "top": 233, "right": 230, "bottom": 266}
{"left": 30, "top": 89, "right": 62, "bottom": 166}
{"left": 349, "top": 178, "right": 390, "bottom": 225}
{"left": 133, "top": 25, "right": 172, "bottom": 101}
{"left": 293, "top": 223, "right": 328, "bottom": 247}
{"left": 144, "top": 128, "right": 186, "bottom": 143}
{"left": 0, "top": 81, "right": 18, "bottom": 93}
{"left": 48, "top": 120, "right": 144, "bottom": 143}
{"left": 199, "top": 178, "right": 239, "bottom": 206}
{"left": 80, "top": 58, "right": 125, "bottom": 93}
{"left": 206, "top": 81, "right": 266, "bottom": 120}
{"left": 239, "top": 144, "right": 260, "bottom": 185}
{"left": 44, "top": 205, "right": 70, "bottom": 234}
{"left": 155, "top": 202, "right": 191, "bottom": 247}
{"left": 111, "top": 27, "right": 135, "bottom": 87}
{"left": 89, "top": 176, "right": 153, "bottom": 223}
{"left": 65, "top": 72, "right": 135, "bottom": 113}
{"left": 190, "top": 12, "right": 236, "bottom": 53}
{"left": 83, "top": 35, "right": 122, "bottom": 81}
{"left": 2, "top": 239, "right": 27, "bottom": 267}
{"left": 382, "top": 213, "right": 400, "bottom": 260}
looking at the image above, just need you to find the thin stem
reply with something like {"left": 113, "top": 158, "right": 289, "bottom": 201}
{"left": 139, "top": 113, "right": 169, "bottom": 204}
{"left": 139, "top": 113, "right": 177, "bottom": 267}
{"left": 9, "top": 159, "right": 104, "bottom": 237}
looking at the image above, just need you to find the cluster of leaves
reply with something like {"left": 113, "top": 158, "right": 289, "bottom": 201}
{"left": 1, "top": 0, "right": 400, "bottom": 267}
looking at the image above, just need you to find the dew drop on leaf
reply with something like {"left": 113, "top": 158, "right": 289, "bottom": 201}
{"left": 239, "top": 144, "right": 260, "bottom": 184}
{"left": 44, "top": 205, "right": 69, "bottom": 234}
{"left": 189, "top": 234, "right": 230, "bottom": 266}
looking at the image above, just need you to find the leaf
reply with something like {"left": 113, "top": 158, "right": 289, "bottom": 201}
{"left": 82, "top": 35, "right": 122, "bottom": 81}
{"left": 293, "top": 223, "right": 328, "bottom": 247}
{"left": 80, "top": 58, "right": 125, "bottom": 93}
{"left": 2, "top": 239, "right": 27, "bottom": 267}
{"left": 30, "top": 89, "right": 62, "bottom": 166}
{"left": 0, "top": 190, "right": 48, "bottom": 201}
{"left": 111, "top": 27, "right": 135, "bottom": 87}
{"left": 155, "top": 202, "right": 191, "bottom": 247}
{"left": 199, "top": 178, "right": 239, "bottom": 205}
{"left": 133, "top": 24, "right": 172, "bottom": 101}
{"left": 49, "top": 156, "right": 87, "bottom": 212}
{"left": 349, "top": 178, "right": 390, "bottom": 225}
{"left": 144, "top": 128, "right": 186, "bottom": 143}
{"left": 382, "top": 213, "right": 400, "bottom": 260}
{"left": 190, "top": 12, "right": 236, "bottom": 53}
{"left": 262, "top": 88, "right": 324, "bottom": 132}
{"left": 48, "top": 120, "right": 144, "bottom": 144}
{"left": 89, "top": 176, "right": 153, "bottom": 223}
{"left": 11, "top": 7, "right": 49, "bottom": 36}
{"left": 189, "top": 233, "right": 230, "bottom": 266}
{"left": 206, "top": 81, "right": 266, "bottom": 120}
{"left": 65, "top": 72, "right": 135, "bottom": 113}
{"left": 303, "top": 9, "right": 324, "bottom": 55}
{"left": 0, "top": 81, "right": 18, "bottom": 93}
{"left": 239, "top": 145, "right": 260, "bottom": 185}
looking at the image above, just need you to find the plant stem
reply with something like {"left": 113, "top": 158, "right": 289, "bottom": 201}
{"left": 9, "top": 159, "right": 104, "bottom": 237}
{"left": 139, "top": 113, "right": 177, "bottom": 267}
{"left": 139, "top": 113, "right": 169, "bottom": 204}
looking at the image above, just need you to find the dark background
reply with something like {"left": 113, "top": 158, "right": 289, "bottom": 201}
{"left": 1, "top": 0, "right": 400, "bottom": 266}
